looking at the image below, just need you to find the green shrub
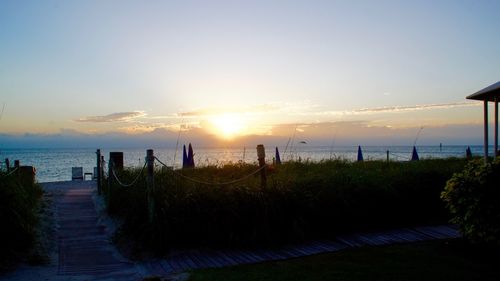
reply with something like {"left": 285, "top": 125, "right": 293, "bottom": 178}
{"left": 0, "top": 171, "right": 43, "bottom": 268}
{"left": 441, "top": 158, "right": 500, "bottom": 246}
{"left": 106, "top": 158, "right": 467, "bottom": 254}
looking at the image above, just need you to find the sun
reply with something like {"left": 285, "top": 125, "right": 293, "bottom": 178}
{"left": 210, "top": 113, "right": 245, "bottom": 139}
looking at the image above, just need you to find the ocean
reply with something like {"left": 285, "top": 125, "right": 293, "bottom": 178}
{"left": 0, "top": 145, "right": 491, "bottom": 183}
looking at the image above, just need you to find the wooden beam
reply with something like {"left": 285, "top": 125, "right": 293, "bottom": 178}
{"left": 484, "top": 100, "right": 489, "bottom": 163}
{"left": 495, "top": 97, "right": 498, "bottom": 158}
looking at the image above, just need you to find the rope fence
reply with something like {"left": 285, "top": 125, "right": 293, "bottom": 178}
{"left": 110, "top": 161, "right": 147, "bottom": 188}
{"left": 0, "top": 167, "right": 19, "bottom": 178}
{"left": 102, "top": 145, "right": 432, "bottom": 190}
{"left": 390, "top": 152, "right": 410, "bottom": 161}
{"left": 155, "top": 156, "right": 266, "bottom": 186}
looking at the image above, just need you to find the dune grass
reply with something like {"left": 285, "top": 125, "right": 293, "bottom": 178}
{"left": 187, "top": 239, "right": 500, "bottom": 281}
{"left": 105, "top": 158, "right": 468, "bottom": 255}
{"left": 0, "top": 170, "right": 43, "bottom": 269}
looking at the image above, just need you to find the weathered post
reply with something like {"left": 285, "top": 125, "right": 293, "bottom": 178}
{"left": 109, "top": 152, "right": 124, "bottom": 170}
{"left": 19, "top": 166, "right": 36, "bottom": 186}
{"left": 256, "top": 144, "right": 267, "bottom": 188}
{"left": 386, "top": 150, "right": 390, "bottom": 163}
{"left": 5, "top": 158, "right": 10, "bottom": 172}
{"left": 146, "top": 149, "right": 155, "bottom": 223}
{"left": 484, "top": 100, "right": 489, "bottom": 163}
{"left": 101, "top": 156, "right": 105, "bottom": 178}
{"left": 14, "top": 160, "right": 20, "bottom": 169}
{"left": 96, "top": 149, "right": 102, "bottom": 195}
{"left": 107, "top": 153, "right": 114, "bottom": 208}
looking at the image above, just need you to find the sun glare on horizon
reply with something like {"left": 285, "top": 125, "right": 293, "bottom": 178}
{"left": 209, "top": 113, "right": 246, "bottom": 140}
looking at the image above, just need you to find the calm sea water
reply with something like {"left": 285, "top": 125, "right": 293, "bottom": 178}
{"left": 0, "top": 145, "right": 490, "bottom": 183}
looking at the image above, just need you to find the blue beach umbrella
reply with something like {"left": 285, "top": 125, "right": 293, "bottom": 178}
{"left": 182, "top": 145, "right": 188, "bottom": 168}
{"left": 357, "top": 145, "right": 364, "bottom": 162}
{"left": 466, "top": 146, "right": 472, "bottom": 159}
{"left": 188, "top": 143, "right": 195, "bottom": 168}
{"left": 275, "top": 147, "right": 281, "bottom": 165}
{"left": 411, "top": 146, "right": 419, "bottom": 161}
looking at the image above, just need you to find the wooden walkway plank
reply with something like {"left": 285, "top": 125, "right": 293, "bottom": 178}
{"left": 45, "top": 181, "right": 461, "bottom": 279}
{"left": 216, "top": 250, "right": 241, "bottom": 266}
{"left": 50, "top": 183, "right": 141, "bottom": 280}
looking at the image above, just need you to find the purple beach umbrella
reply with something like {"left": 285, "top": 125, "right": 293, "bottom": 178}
{"left": 466, "top": 146, "right": 472, "bottom": 159}
{"left": 275, "top": 147, "right": 281, "bottom": 165}
{"left": 357, "top": 145, "right": 363, "bottom": 162}
{"left": 188, "top": 143, "right": 195, "bottom": 168}
{"left": 182, "top": 145, "right": 188, "bottom": 169}
{"left": 411, "top": 146, "right": 419, "bottom": 161}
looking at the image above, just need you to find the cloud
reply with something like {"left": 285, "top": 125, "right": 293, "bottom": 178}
{"left": 353, "top": 101, "right": 480, "bottom": 114}
{"left": 177, "top": 104, "right": 282, "bottom": 117}
{"left": 315, "top": 101, "right": 480, "bottom": 116}
{"left": 74, "top": 111, "right": 146, "bottom": 123}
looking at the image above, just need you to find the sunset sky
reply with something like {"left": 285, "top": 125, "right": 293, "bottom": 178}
{"left": 1, "top": 0, "right": 499, "bottom": 147}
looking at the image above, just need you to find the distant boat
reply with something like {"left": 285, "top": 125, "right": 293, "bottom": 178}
{"left": 411, "top": 146, "right": 419, "bottom": 161}
{"left": 299, "top": 141, "right": 307, "bottom": 144}
{"left": 357, "top": 145, "right": 364, "bottom": 162}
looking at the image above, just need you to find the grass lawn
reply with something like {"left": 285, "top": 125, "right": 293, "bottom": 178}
{"left": 187, "top": 239, "right": 500, "bottom": 281}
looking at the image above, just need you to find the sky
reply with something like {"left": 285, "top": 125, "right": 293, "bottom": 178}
{"left": 1, "top": 0, "right": 500, "bottom": 148}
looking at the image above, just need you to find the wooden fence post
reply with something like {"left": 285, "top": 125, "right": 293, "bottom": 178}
{"left": 256, "top": 144, "right": 267, "bottom": 188}
{"left": 5, "top": 158, "right": 10, "bottom": 172}
{"left": 96, "top": 149, "right": 102, "bottom": 195}
{"left": 386, "top": 150, "right": 390, "bottom": 163}
{"left": 101, "top": 156, "right": 105, "bottom": 179}
{"left": 14, "top": 160, "right": 20, "bottom": 169}
{"left": 19, "top": 166, "right": 36, "bottom": 186}
{"left": 109, "top": 152, "right": 124, "bottom": 170}
{"left": 107, "top": 155, "right": 113, "bottom": 208}
{"left": 146, "top": 149, "right": 155, "bottom": 223}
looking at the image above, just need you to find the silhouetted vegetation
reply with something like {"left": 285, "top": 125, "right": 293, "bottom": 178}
{"left": 0, "top": 171, "right": 43, "bottom": 269}
{"left": 442, "top": 158, "right": 500, "bottom": 246}
{"left": 104, "top": 158, "right": 467, "bottom": 255}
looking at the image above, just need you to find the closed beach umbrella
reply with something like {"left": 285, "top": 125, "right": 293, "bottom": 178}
{"left": 466, "top": 146, "right": 472, "bottom": 159}
{"left": 182, "top": 145, "right": 188, "bottom": 169}
{"left": 275, "top": 147, "right": 281, "bottom": 165}
{"left": 357, "top": 145, "right": 364, "bottom": 162}
{"left": 411, "top": 146, "right": 419, "bottom": 161}
{"left": 188, "top": 143, "right": 195, "bottom": 168}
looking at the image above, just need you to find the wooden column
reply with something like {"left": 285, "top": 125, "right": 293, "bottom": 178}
{"left": 107, "top": 154, "right": 113, "bottom": 208}
{"left": 109, "top": 152, "right": 124, "bottom": 170}
{"left": 256, "top": 144, "right": 267, "bottom": 188}
{"left": 495, "top": 97, "right": 498, "bottom": 158}
{"left": 484, "top": 100, "right": 489, "bottom": 163}
{"left": 5, "top": 158, "right": 9, "bottom": 172}
{"left": 146, "top": 149, "right": 155, "bottom": 223}
{"left": 19, "top": 166, "right": 36, "bottom": 186}
{"left": 96, "top": 149, "right": 102, "bottom": 195}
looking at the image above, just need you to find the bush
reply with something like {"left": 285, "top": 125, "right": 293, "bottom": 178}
{"left": 0, "top": 171, "right": 43, "bottom": 268}
{"left": 106, "top": 158, "right": 467, "bottom": 254}
{"left": 441, "top": 158, "right": 500, "bottom": 246}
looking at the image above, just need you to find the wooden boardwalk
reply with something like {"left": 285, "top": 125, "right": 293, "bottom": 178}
{"left": 54, "top": 181, "right": 141, "bottom": 280}
{"left": 47, "top": 181, "right": 460, "bottom": 280}
{"left": 144, "top": 224, "right": 460, "bottom": 276}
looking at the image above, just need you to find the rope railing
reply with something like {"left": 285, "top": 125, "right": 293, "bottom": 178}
{"left": 110, "top": 161, "right": 147, "bottom": 187}
{"left": 390, "top": 152, "right": 410, "bottom": 161}
{"left": 0, "top": 167, "right": 19, "bottom": 178}
{"left": 154, "top": 156, "right": 267, "bottom": 186}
